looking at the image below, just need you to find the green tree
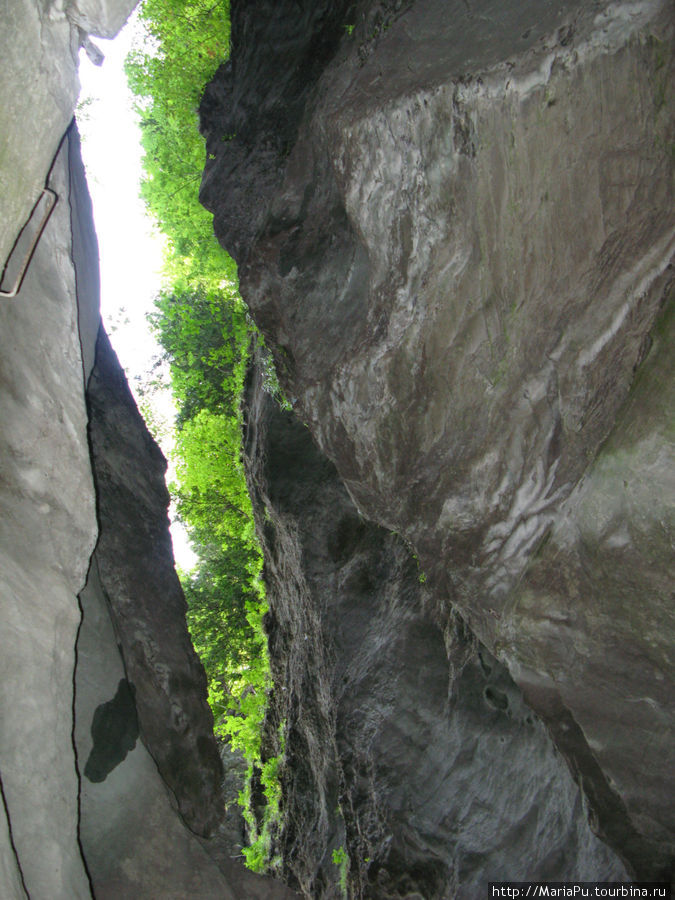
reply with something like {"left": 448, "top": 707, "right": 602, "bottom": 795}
{"left": 125, "top": 0, "right": 231, "bottom": 290}
{"left": 149, "top": 284, "right": 248, "bottom": 425}
{"left": 127, "top": 0, "right": 282, "bottom": 872}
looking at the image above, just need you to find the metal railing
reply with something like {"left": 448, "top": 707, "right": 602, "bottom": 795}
{"left": 0, "top": 188, "right": 58, "bottom": 298}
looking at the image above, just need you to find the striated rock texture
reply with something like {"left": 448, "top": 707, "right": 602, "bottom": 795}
{"left": 243, "top": 353, "right": 626, "bottom": 897}
{"left": 201, "top": 0, "right": 675, "bottom": 885}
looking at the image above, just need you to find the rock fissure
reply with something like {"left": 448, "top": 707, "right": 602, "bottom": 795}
{"left": 66, "top": 122, "right": 110, "bottom": 898}
{"left": 71, "top": 581, "right": 96, "bottom": 900}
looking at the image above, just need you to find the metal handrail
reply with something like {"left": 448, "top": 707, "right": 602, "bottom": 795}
{"left": 0, "top": 188, "right": 58, "bottom": 298}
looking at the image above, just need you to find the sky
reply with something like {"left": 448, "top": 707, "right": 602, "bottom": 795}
{"left": 78, "top": 15, "right": 198, "bottom": 570}
{"left": 77, "top": 15, "right": 163, "bottom": 374}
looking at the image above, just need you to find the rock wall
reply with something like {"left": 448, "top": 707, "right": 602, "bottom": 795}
{"left": 0, "top": 6, "right": 298, "bottom": 896}
{"left": 201, "top": 0, "right": 674, "bottom": 886}
{"left": 83, "top": 325, "right": 224, "bottom": 840}
{"left": 0, "top": 122, "right": 97, "bottom": 900}
{"left": 0, "top": 118, "right": 215, "bottom": 899}
{"left": 0, "top": 0, "right": 136, "bottom": 279}
{"left": 243, "top": 352, "right": 626, "bottom": 897}
{"left": 1, "top": 0, "right": 672, "bottom": 895}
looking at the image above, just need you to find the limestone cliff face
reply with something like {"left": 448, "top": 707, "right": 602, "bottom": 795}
{"left": 0, "top": 8, "right": 296, "bottom": 895}
{"left": 0, "top": 0, "right": 136, "bottom": 281}
{"left": 0, "top": 122, "right": 98, "bottom": 900}
{"left": 201, "top": 0, "right": 675, "bottom": 887}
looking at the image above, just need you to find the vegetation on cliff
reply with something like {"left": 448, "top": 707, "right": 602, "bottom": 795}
{"left": 125, "top": 0, "right": 229, "bottom": 290}
{"left": 126, "top": 0, "right": 280, "bottom": 870}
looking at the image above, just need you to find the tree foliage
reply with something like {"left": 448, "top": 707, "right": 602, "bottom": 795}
{"left": 125, "top": 0, "right": 232, "bottom": 289}
{"left": 126, "top": 3, "right": 281, "bottom": 870}
{"left": 147, "top": 284, "right": 268, "bottom": 737}
{"left": 149, "top": 285, "right": 248, "bottom": 425}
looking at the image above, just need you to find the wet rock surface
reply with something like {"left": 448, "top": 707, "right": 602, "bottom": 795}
{"left": 242, "top": 356, "right": 626, "bottom": 897}
{"left": 201, "top": 0, "right": 675, "bottom": 885}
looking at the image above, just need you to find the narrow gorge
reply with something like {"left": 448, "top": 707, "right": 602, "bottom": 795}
{"left": 0, "top": 0, "right": 673, "bottom": 898}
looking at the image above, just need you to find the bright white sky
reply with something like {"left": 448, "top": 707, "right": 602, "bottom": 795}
{"left": 78, "top": 14, "right": 198, "bottom": 570}
{"left": 77, "top": 14, "right": 162, "bottom": 374}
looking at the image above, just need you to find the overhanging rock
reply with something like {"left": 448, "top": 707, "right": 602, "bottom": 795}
{"left": 201, "top": 0, "right": 674, "bottom": 881}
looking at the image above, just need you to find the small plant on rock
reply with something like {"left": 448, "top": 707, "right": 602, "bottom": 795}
{"left": 332, "top": 845, "right": 350, "bottom": 898}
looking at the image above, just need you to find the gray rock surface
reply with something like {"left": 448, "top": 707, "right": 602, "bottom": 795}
{"left": 509, "top": 297, "right": 675, "bottom": 870}
{"left": 67, "top": 0, "right": 136, "bottom": 38}
{"left": 0, "top": 46, "right": 296, "bottom": 899}
{"left": 75, "top": 555, "right": 241, "bottom": 899}
{"left": 85, "top": 325, "right": 226, "bottom": 839}
{"left": 201, "top": 0, "right": 675, "bottom": 883}
{"left": 0, "top": 0, "right": 136, "bottom": 274}
{"left": 0, "top": 797, "right": 26, "bottom": 899}
{"left": 242, "top": 354, "right": 626, "bottom": 897}
{"left": 0, "top": 128, "right": 97, "bottom": 900}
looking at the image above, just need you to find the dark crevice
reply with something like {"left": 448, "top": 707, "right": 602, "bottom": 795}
{"left": 67, "top": 119, "right": 98, "bottom": 900}
{"left": 84, "top": 678, "right": 139, "bottom": 784}
{"left": 73, "top": 573, "right": 97, "bottom": 900}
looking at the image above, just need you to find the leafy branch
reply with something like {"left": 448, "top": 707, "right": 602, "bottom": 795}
{"left": 126, "top": 0, "right": 284, "bottom": 873}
